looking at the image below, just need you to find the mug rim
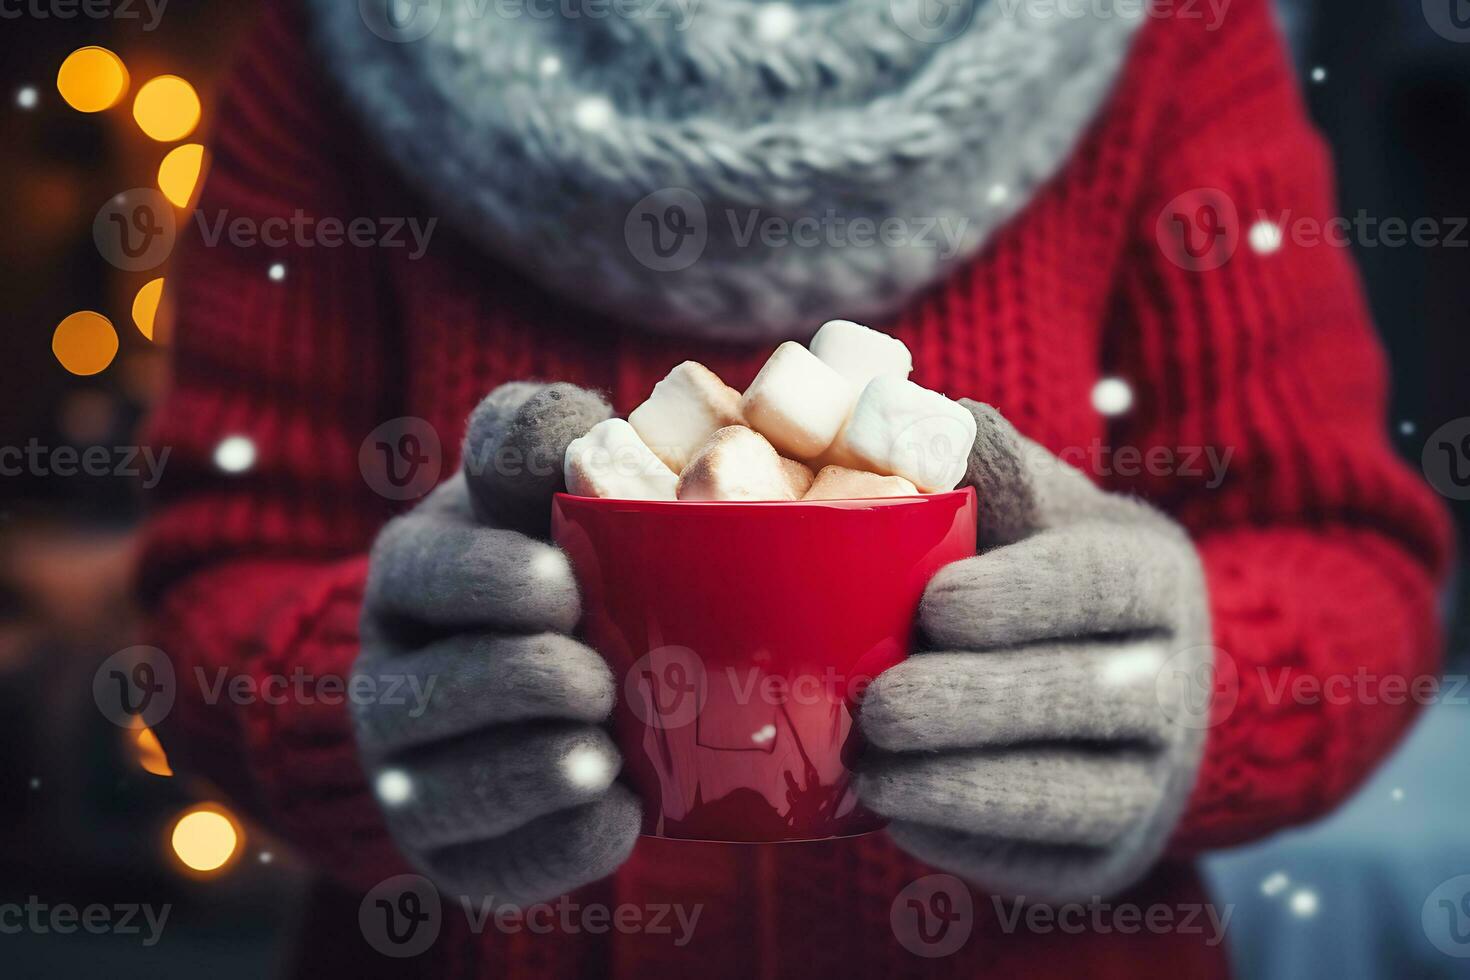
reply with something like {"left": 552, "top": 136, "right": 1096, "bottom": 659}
{"left": 553, "top": 486, "right": 974, "bottom": 511}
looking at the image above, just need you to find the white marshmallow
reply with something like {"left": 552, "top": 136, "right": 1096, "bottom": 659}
{"left": 677, "top": 426, "right": 797, "bottom": 501}
{"left": 628, "top": 361, "right": 746, "bottom": 474}
{"left": 564, "top": 418, "right": 678, "bottom": 500}
{"left": 809, "top": 319, "right": 913, "bottom": 391}
{"left": 804, "top": 465, "right": 919, "bottom": 501}
{"left": 780, "top": 457, "right": 815, "bottom": 498}
{"left": 828, "top": 377, "right": 977, "bottom": 492}
{"left": 740, "top": 342, "right": 855, "bottom": 460}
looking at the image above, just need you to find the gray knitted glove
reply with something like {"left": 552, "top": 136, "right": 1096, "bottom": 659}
{"left": 856, "top": 401, "right": 1212, "bottom": 901}
{"left": 353, "top": 382, "right": 643, "bottom": 907}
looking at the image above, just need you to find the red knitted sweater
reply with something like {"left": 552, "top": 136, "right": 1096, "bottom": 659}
{"left": 139, "top": 0, "right": 1452, "bottom": 976}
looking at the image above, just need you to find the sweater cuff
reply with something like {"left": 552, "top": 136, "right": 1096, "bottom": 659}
{"left": 1170, "top": 528, "right": 1442, "bottom": 851}
{"left": 242, "top": 555, "right": 410, "bottom": 888}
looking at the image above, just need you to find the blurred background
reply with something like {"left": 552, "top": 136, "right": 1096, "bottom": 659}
{"left": 0, "top": 1, "right": 1466, "bottom": 977}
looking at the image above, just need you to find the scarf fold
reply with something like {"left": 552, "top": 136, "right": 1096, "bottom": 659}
{"left": 308, "top": 0, "right": 1145, "bottom": 340}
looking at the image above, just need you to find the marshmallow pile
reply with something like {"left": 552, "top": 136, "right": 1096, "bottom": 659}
{"left": 564, "top": 320, "right": 976, "bottom": 502}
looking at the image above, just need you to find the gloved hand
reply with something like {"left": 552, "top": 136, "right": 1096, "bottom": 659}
{"left": 856, "top": 402, "right": 1212, "bottom": 900}
{"left": 353, "top": 382, "right": 643, "bottom": 906}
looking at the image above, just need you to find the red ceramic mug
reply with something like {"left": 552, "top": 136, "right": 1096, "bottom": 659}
{"left": 550, "top": 489, "right": 978, "bottom": 843}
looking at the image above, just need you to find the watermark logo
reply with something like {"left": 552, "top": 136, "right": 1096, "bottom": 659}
{"left": 360, "top": 0, "right": 443, "bottom": 42}
{"left": 1422, "top": 875, "right": 1470, "bottom": 957}
{"left": 1424, "top": 0, "right": 1470, "bottom": 43}
{"left": 625, "top": 188, "right": 708, "bottom": 273}
{"left": 891, "top": 0, "right": 977, "bottom": 43}
{"left": 992, "top": 895, "right": 1232, "bottom": 944}
{"left": 360, "top": 874, "right": 442, "bottom": 957}
{"left": 94, "top": 188, "right": 176, "bottom": 272}
{"left": 93, "top": 646, "right": 176, "bottom": 728}
{"left": 360, "top": 417, "right": 443, "bottom": 501}
{"left": 1155, "top": 644, "right": 1237, "bottom": 730}
{"left": 1422, "top": 418, "right": 1470, "bottom": 501}
{"left": 624, "top": 645, "right": 707, "bottom": 729}
{"left": 1156, "top": 188, "right": 1239, "bottom": 272}
{"left": 891, "top": 874, "right": 973, "bottom": 957}
{"left": 0, "top": 898, "right": 170, "bottom": 946}
{"left": 0, "top": 0, "right": 169, "bottom": 29}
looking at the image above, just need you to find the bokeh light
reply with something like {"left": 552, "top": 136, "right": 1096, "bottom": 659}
{"left": 132, "top": 277, "right": 165, "bottom": 340}
{"left": 170, "top": 807, "right": 240, "bottom": 874}
{"left": 157, "top": 144, "right": 205, "bottom": 208}
{"left": 132, "top": 720, "right": 173, "bottom": 777}
{"left": 52, "top": 311, "right": 119, "bottom": 376}
{"left": 132, "top": 75, "right": 201, "bottom": 142}
{"left": 56, "top": 47, "right": 129, "bottom": 113}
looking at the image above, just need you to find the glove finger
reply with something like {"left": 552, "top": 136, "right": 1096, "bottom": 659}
{"left": 421, "top": 784, "right": 642, "bottom": 908}
{"left": 354, "top": 632, "right": 615, "bottom": 755}
{"left": 860, "top": 637, "right": 1174, "bottom": 752}
{"left": 856, "top": 746, "right": 1159, "bottom": 848}
{"left": 365, "top": 505, "right": 580, "bottom": 634}
{"left": 463, "top": 382, "right": 613, "bottom": 537}
{"left": 373, "top": 723, "right": 622, "bottom": 851}
{"left": 919, "top": 523, "right": 1188, "bottom": 649}
{"left": 885, "top": 823, "right": 1150, "bottom": 902}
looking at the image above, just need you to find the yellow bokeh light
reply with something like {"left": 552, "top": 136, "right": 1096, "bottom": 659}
{"left": 52, "top": 311, "right": 119, "bottom": 376}
{"left": 56, "top": 46, "right": 129, "bottom": 113}
{"left": 170, "top": 807, "right": 239, "bottom": 873}
{"left": 132, "top": 720, "right": 172, "bottom": 777}
{"left": 157, "top": 144, "right": 205, "bottom": 208}
{"left": 132, "top": 277, "right": 165, "bottom": 341}
{"left": 133, "top": 75, "right": 200, "bottom": 142}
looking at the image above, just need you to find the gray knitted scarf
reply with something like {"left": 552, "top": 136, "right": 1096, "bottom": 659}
{"left": 308, "top": 0, "right": 1144, "bottom": 340}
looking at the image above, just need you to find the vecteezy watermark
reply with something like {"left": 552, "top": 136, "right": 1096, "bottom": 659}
{"left": 94, "top": 188, "right": 176, "bottom": 273}
{"left": 360, "top": 417, "right": 444, "bottom": 501}
{"left": 1423, "top": 875, "right": 1470, "bottom": 958}
{"left": 0, "top": 440, "right": 170, "bottom": 488}
{"left": 1422, "top": 417, "right": 1470, "bottom": 501}
{"left": 1423, "top": 0, "right": 1470, "bottom": 43}
{"left": 361, "top": 875, "right": 442, "bottom": 958}
{"left": 0, "top": 898, "right": 171, "bottom": 946}
{"left": 991, "top": 895, "right": 1233, "bottom": 946}
{"left": 993, "top": 0, "right": 1229, "bottom": 29}
{"left": 1157, "top": 189, "right": 1470, "bottom": 272}
{"left": 0, "top": 0, "right": 168, "bottom": 29}
{"left": 94, "top": 646, "right": 436, "bottom": 728}
{"left": 1155, "top": 645, "right": 1238, "bottom": 730}
{"left": 624, "top": 645, "right": 709, "bottom": 728}
{"left": 890, "top": 874, "right": 974, "bottom": 957}
{"left": 193, "top": 210, "right": 438, "bottom": 261}
{"left": 1045, "top": 440, "right": 1234, "bottom": 490}
{"left": 624, "top": 188, "right": 971, "bottom": 272}
{"left": 359, "top": 874, "right": 702, "bottom": 958}
{"left": 457, "top": 894, "right": 702, "bottom": 945}
{"left": 357, "top": 0, "right": 699, "bottom": 42}
{"left": 195, "top": 666, "right": 436, "bottom": 717}
{"left": 889, "top": 0, "right": 978, "bottom": 44}
{"left": 1253, "top": 668, "right": 1469, "bottom": 709}
{"left": 93, "top": 646, "right": 176, "bottom": 728}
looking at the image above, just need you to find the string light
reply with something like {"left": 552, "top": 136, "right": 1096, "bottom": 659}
{"left": 57, "top": 47, "right": 129, "bottom": 113}
{"left": 16, "top": 86, "right": 39, "bottom": 110}
{"left": 52, "top": 311, "right": 119, "bottom": 376}
{"left": 170, "top": 806, "right": 240, "bottom": 874}
{"left": 133, "top": 74, "right": 200, "bottom": 142}
{"left": 268, "top": 262, "right": 287, "bottom": 282}
{"left": 132, "top": 278, "right": 165, "bottom": 341}
{"left": 158, "top": 144, "right": 205, "bottom": 208}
